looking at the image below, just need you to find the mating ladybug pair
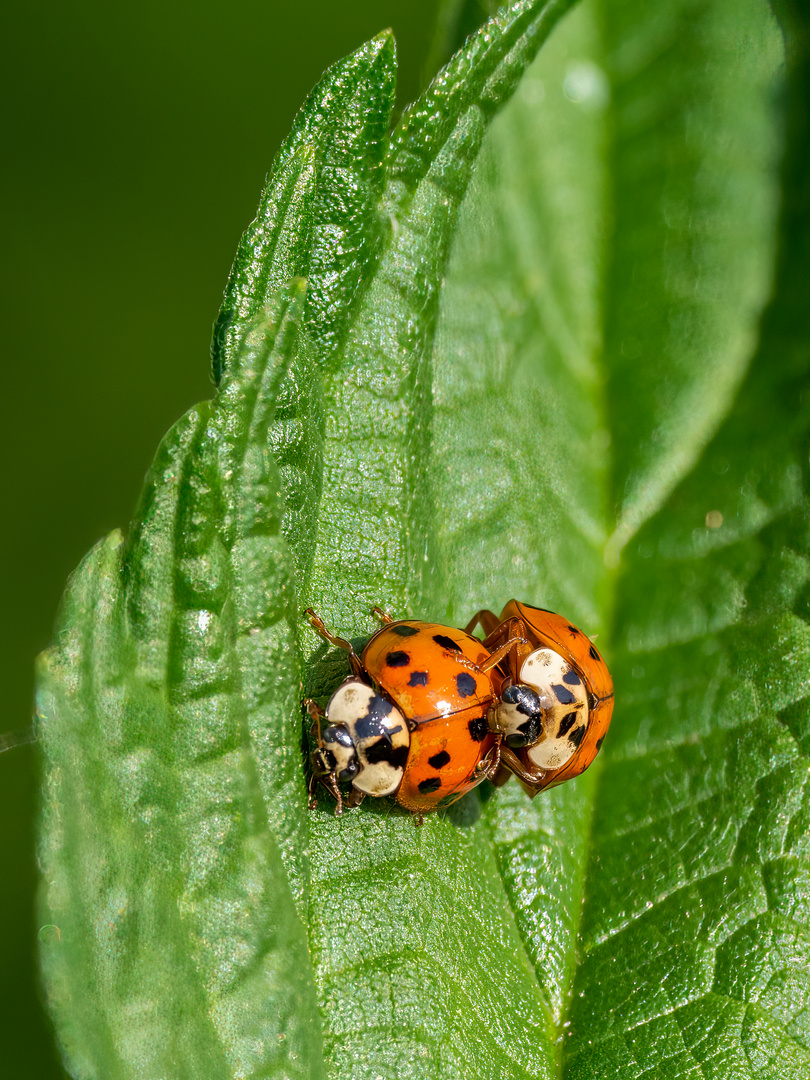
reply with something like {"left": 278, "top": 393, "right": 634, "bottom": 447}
{"left": 304, "top": 600, "right": 614, "bottom": 816}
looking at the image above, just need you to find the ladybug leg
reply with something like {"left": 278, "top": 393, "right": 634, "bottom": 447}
{"left": 307, "top": 771, "right": 319, "bottom": 808}
{"left": 304, "top": 703, "right": 325, "bottom": 808}
{"left": 499, "top": 746, "right": 546, "bottom": 789}
{"left": 305, "top": 608, "right": 364, "bottom": 678}
{"left": 482, "top": 617, "right": 528, "bottom": 682}
{"left": 327, "top": 775, "right": 344, "bottom": 815}
{"left": 310, "top": 771, "right": 344, "bottom": 814}
{"left": 464, "top": 609, "right": 501, "bottom": 637}
{"left": 370, "top": 606, "right": 394, "bottom": 625}
{"left": 412, "top": 812, "right": 425, "bottom": 827}
{"left": 304, "top": 701, "right": 328, "bottom": 762}
{"left": 475, "top": 739, "right": 501, "bottom": 780}
{"left": 491, "top": 764, "right": 513, "bottom": 788}
{"left": 304, "top": 698, "right": 324, "bottom": 735}
{"left": 304, "top": 700, "right": 346, "bottom": 814}
{"left": 345, "top": 788, "right": 366, "bottom": 809}
{"left": 478, "top": 635, "right": 527, "bottom": 673}
{"left": 508, "top": 618, "right": 529, "bottom": 682}
{"left": 480, "top": 626, "right": 505, "bottom": 650}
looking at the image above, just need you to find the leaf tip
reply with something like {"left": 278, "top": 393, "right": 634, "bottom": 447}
{"left": 104, "top": 528, "right": 125, "bottom": 551}
{"left": 353, "top": 27, "right": 397, "bottom": 84}
{"left": 370, "top": 27, "right": 396, "bottom": 55}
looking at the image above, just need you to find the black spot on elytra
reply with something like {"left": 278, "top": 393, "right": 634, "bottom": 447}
{"left": 568, "top": 625, "right": 580, "bottom": 635}
{"left": 557, "top": 711, "right": 578, "bottom": 738}
{"left": 418, "top": 776, "right": 442, "bottom": 794}
{"left": 433, "top": 633, "right": 461, "bottom": 652}
{"left": 408, "top": 670, "right": 429, "bottom": 687}
{"left": 428, "top": 750, "right": 451, "bottom": 769}
{"left": 468, "top": 714, "right": 488, "bottom": 742}
{"left": 596, "top": 736, "right": 605, "bottom": 751}
{"left": 456, "top": 672, "right": 477, "bottom": 698}
{"left": 589, "top": 644, "right": 601, "bottom": 661}
{"left": 393, "top": 624, "right": 419, "bottom": 636}
{"left": 569, "top": 724, "right": 586, "bottom": 748}
{"left": 364, "top": 740, "right": 409, "bottom": 769}
{"left": 552, "top": 683, "right": 577, "bottom": 706}
{"left": 386, "top": 650, "right": 410, "bottom": 668}
{"left": 563, "top": 669, "right": 582, "bottom": 686}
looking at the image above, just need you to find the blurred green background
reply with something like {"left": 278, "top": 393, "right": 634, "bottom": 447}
{"left": 1, "top": 1, "right": 453, "bottom": 1071}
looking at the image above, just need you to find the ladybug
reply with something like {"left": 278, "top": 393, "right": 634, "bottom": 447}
{"left": 305, "top": 608, "right": 524, "bottom": 816}
{"left": 465, "top": 600, "right": 614, "bottom": 794}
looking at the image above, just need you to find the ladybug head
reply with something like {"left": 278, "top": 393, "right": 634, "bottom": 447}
{"left": 493, "top": 684, "right": 545, "bottom": 748}
{"left": 497, "top": 647, "right": 591, "bottom": 772}
{"left": 312, "top": 723, "right": 359, "bottom": 782}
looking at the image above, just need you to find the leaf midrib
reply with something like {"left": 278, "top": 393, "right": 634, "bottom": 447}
{"left": 483, "top": 8, "right": 615, "bottom": 1064}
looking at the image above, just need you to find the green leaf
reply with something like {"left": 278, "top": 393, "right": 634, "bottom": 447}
{"left": 38, "top": 0, "right": 810, "bottom": 1079}
{"left": 38, "top": 285, "right": 326, "bottom": 1079}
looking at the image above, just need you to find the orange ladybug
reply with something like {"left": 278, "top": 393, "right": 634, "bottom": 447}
{"left": 465, "top": 600, "right": 614, "bottom": 795}
{"left": 305, "top": 608, "right": 523, "bottom": 816}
